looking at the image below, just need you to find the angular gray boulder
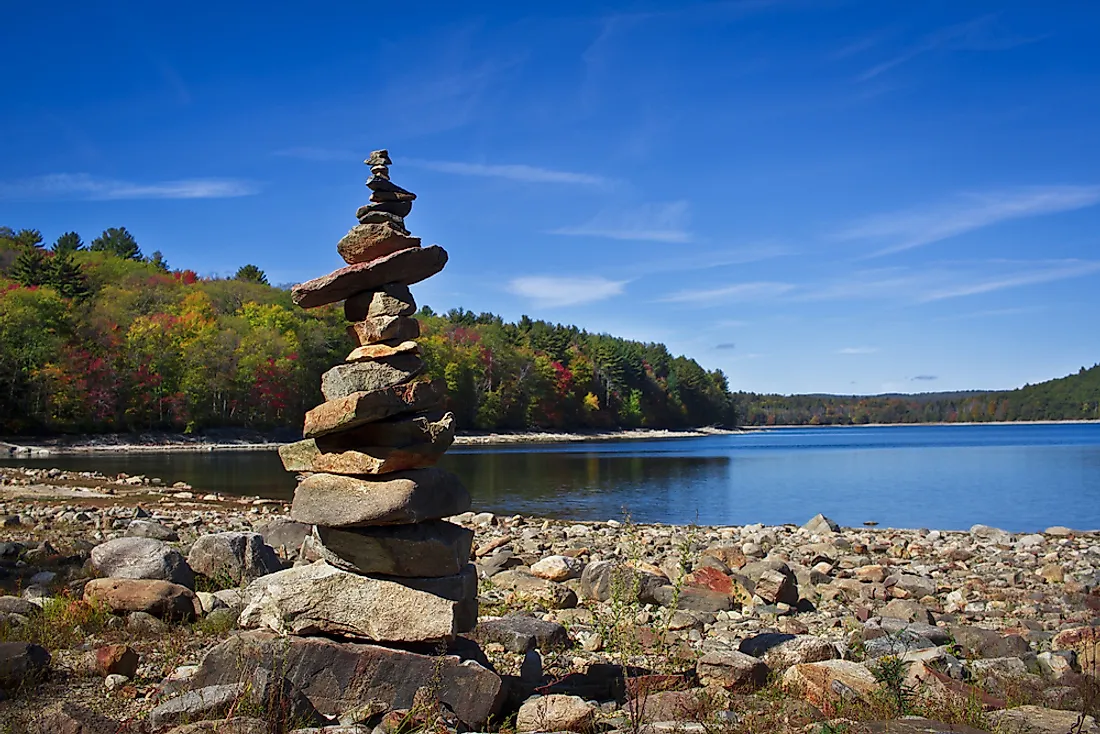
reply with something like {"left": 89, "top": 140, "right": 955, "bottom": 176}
{"left": 190, "top": 631, "right": 505, "bottom": 728}
{"left": 319, "top": 355, "right": 424, "bottom": 400}
{"left": 187, "top": 532, "right": 283, "bottom": 585}
{"left": 314, "top": 521, "right": 472, "bottom": 578}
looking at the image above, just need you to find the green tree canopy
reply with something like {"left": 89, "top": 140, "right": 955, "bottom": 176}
{"left": 10, "top": 248, "right": 49, "bottom": 287}
{"left": 148, "top": 250, "right": 170, "bottom": 272}
{"left": 90, "top": 227, "right": 142, "bottom": 260}
{"left": 234, "top": 264, "right": 269, "bottom": 285}
{"left": 53, "top": 231, "right": 85, "bottom": 254}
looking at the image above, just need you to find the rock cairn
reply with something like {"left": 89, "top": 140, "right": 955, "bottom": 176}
{"left": 245, "top": 150, "right": 477, "bottom": 645}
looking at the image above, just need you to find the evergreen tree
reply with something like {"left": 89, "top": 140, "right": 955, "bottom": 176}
{"left": 90, "top": 227, "right": 142, "bottom": 260}
{"left": 48, "top": 251, "right": 90, "bottom": 300}
{"left": 11, "top": 248, "right": 48, "bottom": 286}
{"left": 148, "top": 250, "right": 170, "bottom": 272}
{"left": 14, "top": 229, "right": 44, "bottom": 250}
{"left": 52, "top": 231, "right": 84, "bottom": 254}
{"left": 234, "top": 264, "right": 268, "bottom": 284}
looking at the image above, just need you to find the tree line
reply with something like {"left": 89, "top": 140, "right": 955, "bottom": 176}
{"left": 738, "top": 367, "right": 1100, "bottom": 425}
{"left": 3, "top": 224, "right": 1095, "bottom": 435}
{"left": 0, "top": 226, "right": 736, "bottom": 434}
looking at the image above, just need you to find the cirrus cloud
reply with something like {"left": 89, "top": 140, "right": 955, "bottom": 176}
{"left": 0, "top": 173, "right": 258, "bottom": 201}
{"left": 507, "top": 275, "right": 627, "bottom": 307}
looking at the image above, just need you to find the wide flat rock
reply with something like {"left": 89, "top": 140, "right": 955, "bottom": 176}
{"left": 238, "top": 561, "right": 460, "bottom": 643}
{"left": 303, "top": 380, "right": 445, "bottom": 438}
{"left": 279, "top": 412, "right": 454, "bottom": 475}
{"left": 291, "top": 245, "right": 447, "bottom": 309}
{"left": 190, "top": 631, "right": 505, "bottom": 728}
{"left": 346, "top": 340, "right": 419, "bottom": 363}
{"left": 319, "top": 356, "right": 424, "bottom": 401}
{"left": 314, "top": 520, "right": 473, "bottom": 577}
{"left": 290, "top": 467, "right": 471, "bottom": 526}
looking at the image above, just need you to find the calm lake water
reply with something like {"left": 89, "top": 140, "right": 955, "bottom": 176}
{"left": 4, "top": 424, "right": 1100, "bottom": 532}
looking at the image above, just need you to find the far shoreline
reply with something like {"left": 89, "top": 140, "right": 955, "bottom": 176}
{"left": 1, "top": 426, "right": 740, "bottom": 456}
{"left": 3, "top": 420, "right": 1098, "bottom": 457}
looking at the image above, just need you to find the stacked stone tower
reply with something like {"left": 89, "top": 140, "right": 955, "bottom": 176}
{"left": 240, "top": 151, "right": 476, "bottom": 645}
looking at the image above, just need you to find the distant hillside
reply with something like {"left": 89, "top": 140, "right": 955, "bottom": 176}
{"left": 738, "top": 366, "right": 1100, "bottom": 425}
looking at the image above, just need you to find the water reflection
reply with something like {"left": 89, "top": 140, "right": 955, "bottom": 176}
{"left": 439, "top": 451, "right": 731, "bottom": 523}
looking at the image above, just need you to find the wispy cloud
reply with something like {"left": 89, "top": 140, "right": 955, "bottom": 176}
{"left": 406, "top": 158, "right": 609, "bottom": 186}
{"left": 912, "top": 375, "right": 938, "bottom": 381}
{"left": 507, "top": 275, "right": 627, "bottom": 307}
{"left": 715, "top": 342, "right": 737, "bottom": 350}
{"left": 835, "top": 186, "right": 1100, "bottom": 257}
{"left": 553, "top": 201, "right": 692, "bottom": 243}
{"left": 916, "top": 259, "right": 1100, "bottom": 302}
{"left": 801, "top": 260, "right": 1100, "bottom": 303}
{"left": 0, "top": 173, "right": 258, "bottom": 201}
{"left": 837, "top": 346, "right": 879, "bottom": 355}
{"left": 660, "top": 281, "right": 795, "bottom": 304}
{"left": 663, "top": 259, "right": 1100, "bottom": 308}
{"left": 858, "top": 15, "right": 1046, "bottom": 82}
{"left": 933, "top": 306, "right": 1043, "bottom": 322}
{"left": 627, "top": 243, "right": 791, "bottom": 277}
{"left": 273, "top": 147, "right": 357, "bottom": 163}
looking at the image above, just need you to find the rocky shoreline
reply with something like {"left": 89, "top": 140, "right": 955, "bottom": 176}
{"left": 0, "top": 464, "right": 1098, "bottom": 733}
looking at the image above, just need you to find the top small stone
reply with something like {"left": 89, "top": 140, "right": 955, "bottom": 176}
{"left": 366, "top": 150, "right": 391, "bottom": 166}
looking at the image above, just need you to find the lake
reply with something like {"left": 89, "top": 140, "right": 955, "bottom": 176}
{"left": 4, "top": 424, "right": 1100, "bottom": 532}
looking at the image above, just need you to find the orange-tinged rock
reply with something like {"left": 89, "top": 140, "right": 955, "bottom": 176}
{"left": 781, "top": 660, "right": 878, "bottom": 711}
{"left": 347, "top": 340, "right": 420, "bottom": 362}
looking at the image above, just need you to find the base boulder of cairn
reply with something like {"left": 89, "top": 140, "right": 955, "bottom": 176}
{"left": 238, "top": 561, "right": 468, "bottom": 643}
{"left": 191, "top": 631, "right": 505, "bottom": 728}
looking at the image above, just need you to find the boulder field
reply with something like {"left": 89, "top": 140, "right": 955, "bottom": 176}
{"left": 0, "top": 482, "right": 1098, "bottom": 733}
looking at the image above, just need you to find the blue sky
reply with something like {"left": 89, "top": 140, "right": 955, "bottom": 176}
{"left": 3, "top": 1, "right": 1099, "bottom": 395}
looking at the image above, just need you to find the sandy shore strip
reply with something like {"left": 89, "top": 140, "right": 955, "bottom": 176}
{"left": 1, "top": 426, "right": 739, "bottom": 456}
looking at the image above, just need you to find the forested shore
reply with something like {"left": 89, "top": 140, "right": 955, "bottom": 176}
{"left": 2, "top": 224, "right": 1097, "bottom": 437}
{"left": 0, "top": 226, "right": 735, "bottom": 435}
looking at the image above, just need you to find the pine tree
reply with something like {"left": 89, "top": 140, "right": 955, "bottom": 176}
{"left": 90, "top": 227, "right": 142, "bottom": 260}
{"left": 148, "top": 250, "right": 170, "bottom": 272}
{"left": 11, "top": 248, "right": 48, "bottom": 286}
{"left": 52, "top": 231, "right": 84, "bottom": 254}
{"left": 48, "top": 251, "right": 90, "bottom": 300}
{"left": 234, "top": 264, "right": 268, "bottom": 284}
{"left": 13, "top": 229, "right": 44, "bottom": 250}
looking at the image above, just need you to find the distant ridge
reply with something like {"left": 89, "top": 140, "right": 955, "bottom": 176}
{"left": 739, "top": 364, "right": 1100, "bottom": 425}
